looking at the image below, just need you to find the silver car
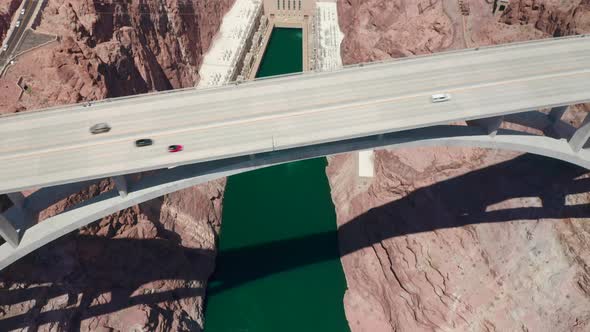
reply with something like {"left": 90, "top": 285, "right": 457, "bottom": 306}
{"left": 431, "top": 93, "right": 451, "bottom": 103}
{"left": 89, "top": 123, "right": 111, "bottom": 134}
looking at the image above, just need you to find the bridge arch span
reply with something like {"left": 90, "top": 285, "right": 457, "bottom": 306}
{"left": 1, "top": 125, "right": 589, "bottom": 270}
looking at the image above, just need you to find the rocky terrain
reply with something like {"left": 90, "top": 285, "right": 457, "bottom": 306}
{"left": 501, "top": 0, "right": 590, "bottom": 37}
{"left": 0, "top": 0, "right": 19, "bottom": 41}
{"left": 333, "top": 0, "right": 590, "bottom": 330}
{"left": 0, "top": 0, "right": 233, "bottom": 112}
{"left": 337, "top": 0, "right": 590, "bottom": 64}
{"left": 0, "top": 0, "right": 233, "bottom": 330}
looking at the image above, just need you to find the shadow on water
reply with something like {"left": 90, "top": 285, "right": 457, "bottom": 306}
{"left": 1, "top": 154, "right": 589, "bottom": 330}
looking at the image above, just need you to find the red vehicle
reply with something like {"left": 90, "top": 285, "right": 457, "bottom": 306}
{"left": 168, "top": 145, "right": 183, "bottom": 153}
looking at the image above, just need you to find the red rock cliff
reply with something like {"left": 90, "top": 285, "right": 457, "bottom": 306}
{"left": 1, "top": 0, "right": 233, "bottom": 109}
{"left": 36, "top": 0, "right": 232, "bottom": 94}
{"left": 501, "top": 0, "right": 590, "bottom": 36}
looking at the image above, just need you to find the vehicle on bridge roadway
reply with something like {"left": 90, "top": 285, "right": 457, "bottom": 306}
{"left": 2, "top": 44, "right": 7, "bottom": 51}
{"left": 135, "top": 139, "right": 153, "bottom": 147}
{"left": 168, "top": 145, "right": 183, "bottom": 153}
{"left": 20, "top": 8, "right": 25, "bottom": 15}
{"left": 15, "top": 20, "right": 20, "bottom": 28}
{"left": 431, "top": 93, "right": 451, "bottom": 103}
{"left": 89, "top": 123, "right": 111, "bottom": 134}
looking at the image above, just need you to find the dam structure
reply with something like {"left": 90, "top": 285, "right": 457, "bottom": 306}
{"left": 197, "top": 0, "right": 263, "bottom": 88}
{"left": 197, "top": 0, "right": 345, "bottom": 86}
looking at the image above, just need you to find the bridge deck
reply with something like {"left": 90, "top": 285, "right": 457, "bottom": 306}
{"left": 0, "top": 36, "right": 589, "bottom": 194}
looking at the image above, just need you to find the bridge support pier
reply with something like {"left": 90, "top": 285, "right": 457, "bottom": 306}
{"left": 0, "top": 214, "right": 20, "bottom": 248}
{"left": 113, "top": 176, "right": 128, "bottom": 198}
{"left": 549, "top": 105, "right": 569, "bottom": 123}
{"left": 569, "top": 112, "right": 590, "bottom": 152}
{"left": 1, "top": 192, "right": 31, "bottom": 248}
{"left": 466, "top": 116, "right": 504, "bottom": 137}
{"left": 7, "top": 192, "right": 25, "bottom": 209}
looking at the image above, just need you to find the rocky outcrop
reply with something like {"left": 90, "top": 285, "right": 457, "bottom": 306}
{"left": 337, "top": 0, "right": 454, "bottom": 64}
{"left": 0, "top": 0, "right": 21, "bottom": 41}
{"left": 37, "top": 0, "right": 234, "bottom": 92}
{"left": 336, "top": 0, "right": 590, "bottom": 64}
{"left": 501, "top": 0, "right": 590, "bottom": 37}
{"left": 333, "top": 0, "right": 590, "bottom": 331}
{"left": 0, "top": 0, "right": 233, "bottom": 109}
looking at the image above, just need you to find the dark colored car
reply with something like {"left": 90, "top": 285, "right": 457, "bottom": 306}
{"left": 168, "top": 145, "right": 183, "bottom": 153}
{"left": 135, "top": 139, "right": 153, "bottom": 147}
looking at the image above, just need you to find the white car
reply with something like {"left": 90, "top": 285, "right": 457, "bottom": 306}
{"left": 20, "top": 8, "right": 25, "bottom": 15}
{"left": 431, "top": 93, "right": 451, "bottom": 103}
{"left": 2, "top": 44, "right": 7, "bottom": 51}
{"left": 15, "top": 20, "right": 21, "bottom": 28}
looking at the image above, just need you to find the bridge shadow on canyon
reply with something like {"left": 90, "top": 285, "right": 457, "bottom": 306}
{"left": 1, "top": 154, "right": 590, "bottom": 330}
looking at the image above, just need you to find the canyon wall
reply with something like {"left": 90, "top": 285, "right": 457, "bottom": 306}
{"left": 1, "top": 0, "right": 233, "bottom": 110}
{"left": 0, "top": 0, "right": 234, "bottom": 330}
{"left": 501, "top": 0, "right": 590, "bottom": 37}
{"left": 333, "top": 0, "right": 590, "bottom": 331}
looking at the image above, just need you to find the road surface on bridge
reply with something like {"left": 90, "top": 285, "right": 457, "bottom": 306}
{"left": 0, "top": 36, "right": 589, "bottom": 194}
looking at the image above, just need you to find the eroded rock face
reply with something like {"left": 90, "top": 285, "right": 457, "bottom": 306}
{"left": 333, "top": 0, "right": 590, "bottom": 331}
{"left": 337, "top": 0, "right": 454, "bottom": 64}
{"left": 501, "top": 0, "right": 590, "bottom": 36}
{"left": 38, "top": 0, "right": 233, "bottom": 92}
{"left": 0, "top": 0, "right": 233, "bottom": 110}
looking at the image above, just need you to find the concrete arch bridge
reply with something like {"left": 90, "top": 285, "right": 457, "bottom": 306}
{"left": 1, "top": 35, "right": 590, "bottom": 270}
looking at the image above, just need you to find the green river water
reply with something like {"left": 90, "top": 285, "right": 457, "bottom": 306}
{"left": 203, "top": 28, "right": 350, "bottom": 331}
